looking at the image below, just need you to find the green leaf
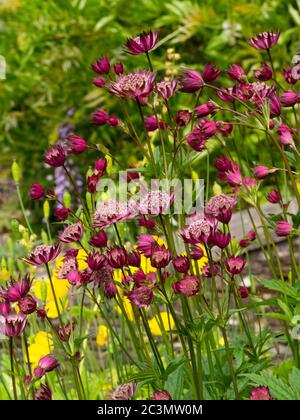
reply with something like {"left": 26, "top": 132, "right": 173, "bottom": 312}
{"left": 256, "top": 278, "right": 298, "bottom": 299}
{"left": 246, "top": 372, "right": 296, "bottom": 400}
{"left": 289, "top": 368, "right": 300, "bottom": 400}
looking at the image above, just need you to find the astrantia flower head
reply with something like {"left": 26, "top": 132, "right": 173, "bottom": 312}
{"left": 92, "top": 56, "right": 110, "bottom": 74}
{"left": 59, "top": 222, "right": 84, "bottom": 243}
{"left": 94, "top": 199, "right": 137, "bottom": 229}
{"left": 89, "top": 230, "right": 108, "bottom": 248}
{"left": 53, "top": 207, "right": 69, "bottom": 222}
{"left": 29, "top": 183, "right": 45, "bottom": 200}
{"left": 109, "top": 70, "right": 156, "bottom": 100}
{"left": 107, "top": 247, "right": 127, "bottom": 269}
{"left": 150, "top": 244, "right": 172, "bottom": 269}
{"left": 127, "top": 251, "right": 141, "bottom": 267}
{"left": 249, "top": 386, "right": 272, "bottom": 400}
{"left": 18, "top": 295, "right": 37, "bottom": 315}
{"left": 125, "top": 30, "right": 158, "bottom": 55}
{"left": 92, "top": 109, "right": 109, "bottom": 126}
{"left": 249, "top": 31, "right": 280, "bottom": 50}
{"left": 277, "top": 124, "right": 294, "bottom": 146}
{"left": 57, "top": 256, "right": 78, "bottom": 279}
{"left": 266, "top": 189, "right": 281, "bottom": 204}
{"left": 1, "top": 273, "right": 31, "bottom": 302}
{"left": 179, "top": 69, "right": 204, "bottom": 93}
{"left": 0, "top": 312, "right": 27, "bottom": 337}
{"left": 67, "top": 134, "right": 87, "bottom": 155}
{"left": 227, "top": 64, "right": 245, "bottom": 82}
{"left": 23, "top": 244, "right": 61, "bottom": 266}
{"left": 104, "top": 282, "right": 117, "bottom": 299}
{"left": 280, "top": 90, "right": 300, "bottom": 107}
{"left": 210, "top": 231, "right": 231, "bottom": 249}
{"left": 86, "top": 252, "right": 107, "bottom": 271}
{"left": 34, "top": 384, "right": 52, "bottom": 400}
{"left": 238, "top": 286, "right": 249, "bottom": 299}
{"left": 137, "top": 234, "right": 156, "bottom": 257}
{"left": 127, "top": 286, "right": 154, "bottom": 308}
{"left": 202, "top": 63, "right": 221, "bottom": 82}
{"left": 175, "top": 110, "right": 192, "bottom": 127}
{"left": 182, "top": 217, "right": 214, "bottom": 244}
{"left": 34, "top": 354, "right": 59, "bottom": 378}
{"left": 195, "top": 101, "right": 217, "bottom": 118}
{"left": 205, "top": 194, "right": 237, "bottom": 223}
{"left": 44, "top": 145, "right": 66, "bottom": 167}
{"left": 254, "top": 63, "right": 272, "bottom": 81}
{"left": 0, "top": 301, "right": 10, "bottom": 315}
{"left": 156, "top": 80, "right": 177, "bottom": 99}
{"left": 172, "top": 275, "right": 200, "bottom": 297}
{"left": 111, "top": 383, "right": 137, "bottom": 400}
{"left": 138, "top": 191, "right": 173, "bottom": 215}
{"left": 152, "top": 390, "right": 172, "bottom": 400}
{"left": 187, "top": 121, "right": 217, "bottom": 152}
{"left": 283, "top": 67, "right": 298, "bottom": 85}
{"left": 226, "top": 256, "right": 246, "bottom": 275}
{"left": 275, "top": 220, "right": 292, "bottom": 237}
{"left": 172, "top": 255, "right": 190, "bottom": 273}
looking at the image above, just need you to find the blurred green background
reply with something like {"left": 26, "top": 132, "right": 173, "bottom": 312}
{"left": 0, "top": 0, "right": 299, "bottom": 231}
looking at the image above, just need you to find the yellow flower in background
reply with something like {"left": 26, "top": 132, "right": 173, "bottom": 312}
{"left": 27, "top": 331, "right": 54, "bottom": 368}
{"left": 33, "top": 275, "right": 70, "bottom": 318}
{"left": 0, "top": 268, "right": 9, "bottom": 283}
{"left": 148, "top": 312, "right": 175, "bottom": 336}
{"left": 96, "top": 325, "right": 109, "bottom": 346}
{"left": 218, "top": 337, "right": 225, "bottom": 347}
{"left": 115, "top": 296, "right": 134, "bottom": 322}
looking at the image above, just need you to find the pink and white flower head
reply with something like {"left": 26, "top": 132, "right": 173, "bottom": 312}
{"left": 249, "top": 386, "right": 272, "bottom": 400}
{"left": 150, "top": 244, "right": 172, "bottom": 269}
{"left": 86, "top": 252, "right": 107, "bottom": 271}
{"left": 18, "top": 295, "right": 37, "bottom": 315}
{"left": 182, "top": 217, "right": 214, "bottom": 244}
{"left": 205, "top": 194, "right": 237, "bottom": 223}
{"left": 275, "top": 221, "right": 292, "bottom": 237}
{"left": 283, "top": 67, "right": 298, "bottom": 85}
{"left": 202, "top": 63, "right": 221, "bottom": 82}
{"left": 225, "top": 256, "right": 246, "bottom": 275}
{"left": 34, "top": 354, "right": 59, "bottom": 378}
{"left": 248, "top": 31, "right": 280, "bottom": 50}
{"left": 138, "top": 190, "right": 173, "bottom": 215}
{"left": 152, "top": 390, "right": 172, "bottom": 400}
{"left": 23, "top": 244, "right": 61, "bottom": 266}
{"left": 111, "top": 383, "right": 137, "bottom": 400}
{"left": 254, "top": 63, "right": 272, "bottom": 81}
{"left": 127, "top": 286, "right": 154, "bottom": 308}
{"left": 90, "top": 265, "right": 113, "bottom": 287}
{"left": 59, "top": 222, "right": 84, "bottom": 243}
{"left": 202, "top": 263, "right": 218, "bottom": 278}
{"left": 107, "top": 247, "right": 127, "bottom": 269}
{"left": 0, "top": 312, "right": 27, "bottom": 337}
{"left": 44, "top": 145, "right": 66, "bottom": 167}
{"left": 175, "top": 110, "right": 192, "bottom": 127}
{"left": 94, "top": 199, "right": 137, "bottom": 229}
{"left": 217, "top": 87, "right": 234, "bottom": 103}
{"left": 137, "top": 234, "right": 156, "bottom": 257}
{"left": 57, "top": 256, "right": 78, "bottom": 279}
{"left": 179, "top": 69, "right": 204, "bottom": 93}
{"left": 172, "top": 275, "right": 200, "bottom": 297}
{"left": 172, "top": 255, "right": 190, "bottom": 273}
{"left": 109, "top": 70, "right": 156, "bottom": 100}
{"left": 124, "top": 30, "right": 158, "bottom": 55}
{"left": 34, "top": 384, "right": 52, "bottom": 400}
{"left": 156, "top": 80, "right": 177, "bottom": 100}
{"left": 1, "top": 274, "right": 31, "bottom": 302}
{"left": 277, "top": 124, "right": 294, "bottom": 146}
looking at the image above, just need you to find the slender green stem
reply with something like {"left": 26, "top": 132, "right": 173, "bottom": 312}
{"left": 9, "top": 337, "right": 17, "bottom": 400}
